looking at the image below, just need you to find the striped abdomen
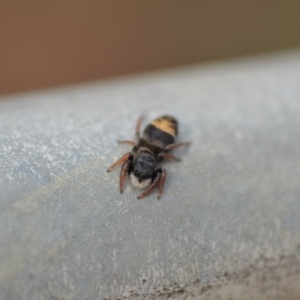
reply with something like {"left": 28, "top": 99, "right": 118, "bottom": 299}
{"left": 140, "top": 115, "right": 178, "bottom": 153}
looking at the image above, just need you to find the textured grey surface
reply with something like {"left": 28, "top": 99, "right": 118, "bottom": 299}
{"left": 1, "top": 50, "right": 300, "bottom": 300}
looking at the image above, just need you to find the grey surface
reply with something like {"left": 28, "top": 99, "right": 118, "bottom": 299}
{"left": 1, "top": 50, "right": 300, "bottom": 300}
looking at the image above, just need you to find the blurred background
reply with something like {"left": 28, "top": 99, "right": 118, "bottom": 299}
{"left": 1, "top": 0, "right": 300, "bottom": 96}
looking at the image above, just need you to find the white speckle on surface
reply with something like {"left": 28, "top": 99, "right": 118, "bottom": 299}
{"left": 44, "top": 153, "right": 53, "bottom": 162}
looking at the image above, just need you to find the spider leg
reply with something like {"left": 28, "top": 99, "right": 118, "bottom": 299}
{"left": 117, "top": 140, "right": 136, "bottom": 146}
{"left": 119, "top": 160, "right": 130, "bottom": 193}
{"left": 159, "top": 142, "right": 190, "bottom": 161}
{"left": 107, "top": 152, "right": 132, "bottom": 172}
{"left": 137, "top": 170, "right": 162, "bottom": 199}
{"left": 116, "top": 116, "right": 143, "bottom": 146}
{"left": 159, "top": 152, "right": 181, "bottom": 161}
{"left": 157, "top": 169, "right": 166, "bottom": 199}
{"left": 164, "top": 142, "right": 190, "bottom": 151}
{"left": 135, "top": 116, "right": 144, "bottom": 140}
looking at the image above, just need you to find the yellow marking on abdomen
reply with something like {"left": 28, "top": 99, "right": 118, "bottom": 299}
{"left": 151, "top": 118, "right": 176, "bottom": 137}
